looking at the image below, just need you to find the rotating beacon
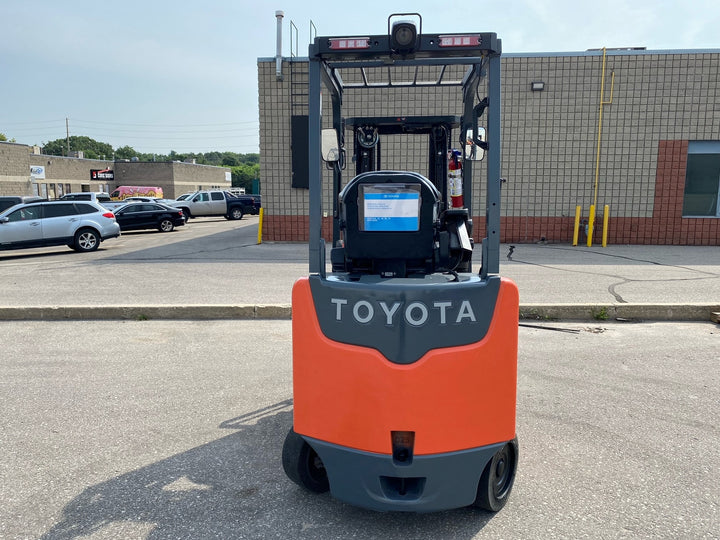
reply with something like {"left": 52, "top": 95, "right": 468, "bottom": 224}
{"left": 282, "top": 14, "right": 519, "bottom": 513}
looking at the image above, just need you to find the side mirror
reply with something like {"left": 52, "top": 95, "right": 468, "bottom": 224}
{"left": 464, "top": 127, "right": 486, "bottom": 161}
{"left": 0, "top": 217, "right": 8, "bottom": 224}
{"left": 321, "top": 129, "right": 341, "bottom": 162}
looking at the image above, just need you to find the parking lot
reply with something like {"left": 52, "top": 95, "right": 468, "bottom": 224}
{"left": 0, "top": 319, "right": 718, "bottom": 539}
{"left": 0, "top": 215, "right": 309, "bottom": 307}
{"left": 1, "top": 215, "right": 719, "bottom": 313}
{"left": 1, "top": 216, "right": 719, "bottom": 538}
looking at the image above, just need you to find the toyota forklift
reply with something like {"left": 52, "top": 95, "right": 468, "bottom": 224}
{"left": 282, "top": 14, "right": 519, "bottom": 513}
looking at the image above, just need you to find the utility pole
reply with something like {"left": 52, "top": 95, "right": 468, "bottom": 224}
{"left": 65, "top": 117, "right": 70, "bottom": 156}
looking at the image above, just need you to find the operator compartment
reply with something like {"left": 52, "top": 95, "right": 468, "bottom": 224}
{"left": 333, "top": 170, "right": 439, "bottom": 278}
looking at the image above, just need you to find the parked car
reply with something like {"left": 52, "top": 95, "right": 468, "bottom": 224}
{"left": 113, "top": 202, "right": 186, "bottom": 233}
{"left": 121, "top": 197, "right": 158, "bottom": 203}
{"left": 0, "top": 196, "right": 47, "bottom": 213}
{"left": 176, "top": 193, "right": 194, "bottom": 201}
{"left": 119, "top": 196, "right": 179, "bottom": 206}
{"left": 169, "top": 190, "right": 261, "bottom": 220}
{"left": 60, "top": 192, "right": 113, "bottom": 204}
{"left": 0, "top": 201, "right": 121, "bottom": 253}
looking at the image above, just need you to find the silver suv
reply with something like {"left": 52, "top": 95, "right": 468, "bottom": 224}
{"left": 0, "top": 201, "right": 121, "bottom": 253}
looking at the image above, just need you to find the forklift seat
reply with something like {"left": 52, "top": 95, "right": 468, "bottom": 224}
{"left": 335, "top": 170, "right": 441, "bottom": 277}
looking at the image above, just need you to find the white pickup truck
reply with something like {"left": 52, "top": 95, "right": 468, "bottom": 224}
{"left": 169, "top": 190, "right": 260, "bottom": 220}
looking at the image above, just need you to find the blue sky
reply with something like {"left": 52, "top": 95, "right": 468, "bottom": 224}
{"left": 1, "top": 0, "right": 718, "bottom": 155}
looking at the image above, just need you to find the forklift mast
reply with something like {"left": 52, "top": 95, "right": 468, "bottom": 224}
{"left": 307, "top": 16, "right": 502, "bottom": 279}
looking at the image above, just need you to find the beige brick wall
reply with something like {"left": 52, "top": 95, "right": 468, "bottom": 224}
{"left": 171, "top": 162, "right": 231, "bottom": 197}
{"left": 502, "top": 52, "right": 720, "bottom": 220}
{"left": 258, "top": 50, "right": 720, "bottom": 232}
{"left": 111, "top": 161, "right": 230, "bottom": 198}
{"left": 0, "top": 142, "right": 32, "bottom": 195}
{"left": 29, "top": 155, "right": 115, "bottom": 194}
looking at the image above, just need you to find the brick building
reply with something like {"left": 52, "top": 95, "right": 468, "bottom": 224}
{"left": 0, "top": 142, "right": 230, "bottom": 199}
{"left": 258, "top": 48, "right": 720, "bottom": 245}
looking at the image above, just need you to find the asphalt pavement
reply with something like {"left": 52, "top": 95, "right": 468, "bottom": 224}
{"left": 1, "top": 215, "right": 719, "bottom": 321}
{"left": 2, "top": 217, "right": 719, "bottom": 538}
{"left": 1, "top": 319, "right": 718, "bottom": 539}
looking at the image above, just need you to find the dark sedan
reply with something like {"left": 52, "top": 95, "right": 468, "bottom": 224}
{"left": 114, "top": 203, "right": 186, "bottom": 233}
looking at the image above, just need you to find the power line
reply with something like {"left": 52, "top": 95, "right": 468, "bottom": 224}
{"left": 0, "top": 118, "right": 66, "bottom": 126}
{"left": 2, "top": 118, "right": 258, "bottom": 128}
{"left": 72, "top": 125, "right": 259, "bottom": 135}
{"left": 72, "top": 118, "right": 258, "bottom": 128}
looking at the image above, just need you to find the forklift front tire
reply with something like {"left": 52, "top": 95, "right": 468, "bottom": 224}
{"left": 473, "top": 438, "right": 519, "bottom": 512}
{"left": 282, "top": 429, "right": 330, "bottom": 493}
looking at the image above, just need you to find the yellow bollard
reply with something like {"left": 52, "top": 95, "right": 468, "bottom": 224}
{"left": 587, "top": 205, "right": 596, "bottom": 247}
{"left": 572, "top": 206, "right": 581, "bottom": 246}
{"left": 257, "top": 207, "right": 264, "bottom": 244}
{"left": 602, "top": 205, "right": 609, "bottom": 248}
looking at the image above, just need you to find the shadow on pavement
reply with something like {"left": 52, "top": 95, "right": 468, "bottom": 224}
{"left": 41, "top": 400, "right": 494, "bottom": 539}
{"left": 97, "top": 225, "right": 308, "bottom": 265}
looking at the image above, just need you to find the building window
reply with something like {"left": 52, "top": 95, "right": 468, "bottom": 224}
{"left": 683, "top": 141, "right": 720, "bottom": 217}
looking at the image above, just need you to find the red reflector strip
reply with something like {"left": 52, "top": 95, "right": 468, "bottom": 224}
{"left": 438, "top": 35, "right": 481, "bottom": 47}
{"left": 328, "top": 37, "right": 370, "bottom": 50}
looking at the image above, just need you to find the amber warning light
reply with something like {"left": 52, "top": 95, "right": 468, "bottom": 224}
{"left": 438, "top": 35, "right": 482, "bottom": 47}
{"left": 328, "top": 37, "right": 371, "bottom": 50}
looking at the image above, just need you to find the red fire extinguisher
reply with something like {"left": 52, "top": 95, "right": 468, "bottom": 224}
{"left": 448, "top": 149, "right": 464, "bottom": 208}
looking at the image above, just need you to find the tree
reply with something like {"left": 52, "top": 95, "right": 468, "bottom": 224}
{"left": 27, "top": 134, "right": 260, "bottom": 168}
{"left": 0, "top": 133, "right": 16, "bottom": 143}
{"left": 168, "top": 150, "right": 187, "bottom": 162}
{"left": 114, "top": 145, "right": 138, "bottom": 160}
{"left": 222, "top": 155, "right": 239, "bottom": 167}
{"left": 239, "top": 153, "right": 259, "bottom": 165}
{"left": 42, "top": 136, "right": 113, "bottom": 159}
{"left": 231, "top": 162, "right": 259, "bottom": 192}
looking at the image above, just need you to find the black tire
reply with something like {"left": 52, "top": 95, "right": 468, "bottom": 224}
{"left": 158, "top": 218, "right": 174, "bottom": 232}
{"left": 282, "top": 429, "right": 329, "bottom": 493}
{"left": 473, "top": 438, "right": 518, "bottom": 512}
{"left": 72, "top": 228, "right": 100, "bottom": 252}
{"left": 229, "top": 206, "right": 243, "bottom": 220}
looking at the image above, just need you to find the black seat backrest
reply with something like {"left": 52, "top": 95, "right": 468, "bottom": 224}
{"left": 338, "top": 170, "right": 441, "bottom": 275}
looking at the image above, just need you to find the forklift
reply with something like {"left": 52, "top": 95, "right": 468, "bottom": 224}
{"left": 282, "top": 14, "right": 519, "bottom": 512}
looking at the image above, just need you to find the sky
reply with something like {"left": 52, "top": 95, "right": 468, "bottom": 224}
{"left": 1, "top": 0, "right": 719, "bottom": 156}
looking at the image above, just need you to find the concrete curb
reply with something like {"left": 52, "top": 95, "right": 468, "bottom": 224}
{"left": 0, "top": 304, "right": 293, "bottom": 321}
{"left": 0, "top": 303, "right": 719, "bottom": 322}
{"left": 520, "top": 303, "right": 720, "bottom": 322}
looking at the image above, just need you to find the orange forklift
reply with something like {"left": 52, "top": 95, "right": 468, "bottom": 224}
{"left": 282, "top": 14, "right": 519, "bottom": 512}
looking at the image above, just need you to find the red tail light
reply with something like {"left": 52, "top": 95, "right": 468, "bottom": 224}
{"left": 102, "top": 212, "right": 115, "bottom": 219}
{"left": 438, "top": 34, "right": 482, "bottom": 47}
{"left": 328, "top": 37, "right": 370, "bottom": 50}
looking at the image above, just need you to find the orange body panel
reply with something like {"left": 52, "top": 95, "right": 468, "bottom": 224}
{"left": 292, "top": 277, "right": 519, "bottom": 456}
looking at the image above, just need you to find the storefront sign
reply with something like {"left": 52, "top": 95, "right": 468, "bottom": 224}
{"left": 91, "top": 169, "right": 114, "bottom": 180}
{"left": 30, "top": 165, "right": 45, "bottom": 180}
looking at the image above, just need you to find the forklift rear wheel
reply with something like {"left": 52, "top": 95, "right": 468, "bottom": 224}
{"left": 282, "top": 429, "right": 329, "bottom": 493}
{"left": 473, "top": 438, "right": 518, "bottom": 512}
